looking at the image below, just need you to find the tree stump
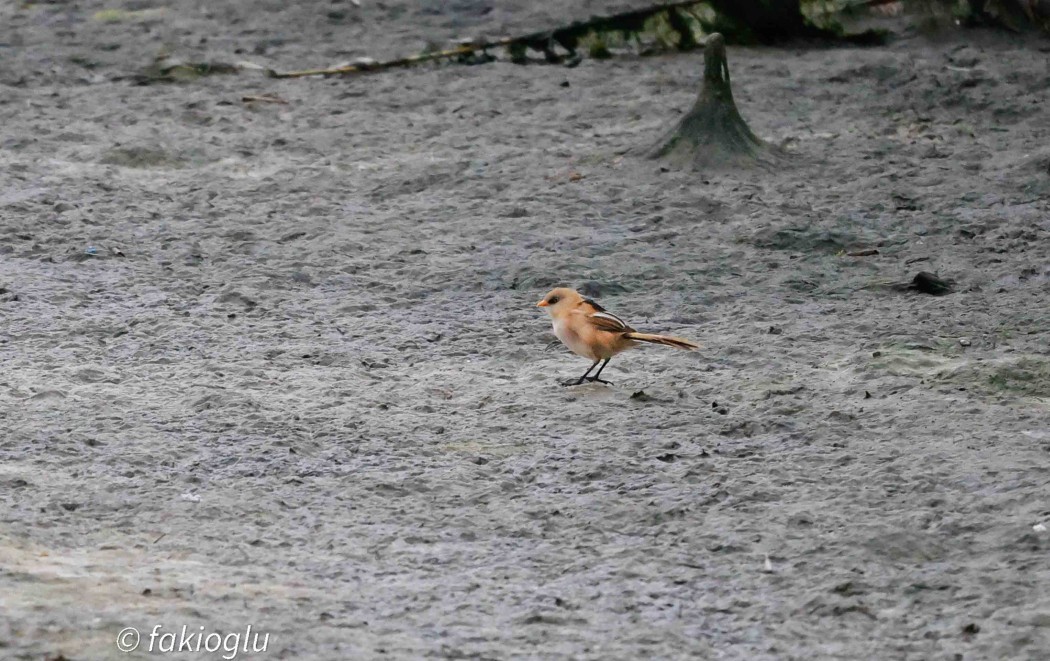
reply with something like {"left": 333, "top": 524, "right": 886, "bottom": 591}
{"left": 647, "top": 33, "right": 778, "bottom": 170}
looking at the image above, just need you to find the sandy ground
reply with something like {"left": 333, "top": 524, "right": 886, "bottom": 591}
{"left": 2, "top": 1, "right": 1050, "bottom": 659}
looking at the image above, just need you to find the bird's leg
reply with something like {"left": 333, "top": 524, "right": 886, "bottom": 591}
{"left": 563, "top": 360, "right": 600, "bottom": 386}
{"left": 586, "top": 358, "right": 613, "bottom": 385}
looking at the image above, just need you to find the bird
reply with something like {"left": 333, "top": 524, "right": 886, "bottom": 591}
{"left": 536, "top": 287, "right": 699, "bottom": 386}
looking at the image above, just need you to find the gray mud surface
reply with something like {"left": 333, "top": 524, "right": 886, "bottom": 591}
{"left": 2, "top": 2, "right": 1050, "bottom": 659}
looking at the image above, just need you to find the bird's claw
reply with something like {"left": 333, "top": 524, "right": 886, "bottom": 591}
{"left": 561, "top": 377, "right": 613, "bottom": 386}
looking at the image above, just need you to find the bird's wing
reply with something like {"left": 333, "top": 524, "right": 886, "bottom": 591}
{"left": 589, "top": 311, "right": 632, "bottom": 333}
{"left": 576, "top": 301, "right": 633, "bottom": 333}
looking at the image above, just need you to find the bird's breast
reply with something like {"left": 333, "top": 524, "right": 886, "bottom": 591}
{"left": 552, "top": 318, "right": 596, "bottom": 359}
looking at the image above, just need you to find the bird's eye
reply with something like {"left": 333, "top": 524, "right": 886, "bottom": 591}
{"left": 548, "top": 296, "right": 560, "bottom": 305}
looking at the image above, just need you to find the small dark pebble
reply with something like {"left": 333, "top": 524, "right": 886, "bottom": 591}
{"left": 655, "top": 453, "right": 678, "bottom": 463}
{"left": 142, "top": 588, "right": 153, "bottom": 596}
{"left": 60, "top": 502, "right": 79, "bottom": 511}
{"left": 911, "top": 271, "right": 953, "bottom": 296}
{"left": 864, "top": 391, "right": 872, "bottom": 399}
{"left": 961, "top": 622, "right": 980, "bottom": 636}
{"left": 768, "top": 326, "right": 782, "bottom": 335}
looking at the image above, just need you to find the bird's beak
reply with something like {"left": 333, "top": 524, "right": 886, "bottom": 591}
{"left": 536, "top": 299, "right": 549, "bottom": 307}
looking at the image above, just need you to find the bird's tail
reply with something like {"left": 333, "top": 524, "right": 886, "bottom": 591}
{"left": 624, "top": 332, "right": 699, "bottom": 351}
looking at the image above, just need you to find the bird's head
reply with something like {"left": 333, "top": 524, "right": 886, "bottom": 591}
{"left": 536, "top": 287, "right": 581, "bottom": 315}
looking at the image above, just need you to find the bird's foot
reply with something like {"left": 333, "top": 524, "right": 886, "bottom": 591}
{"left": 561, "top": 376, "right": 613, "bottom": 386}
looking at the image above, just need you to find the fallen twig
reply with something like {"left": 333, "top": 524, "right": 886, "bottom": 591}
{"left": 241, "top": 94, "right": 288, "bottom": 104}
{"left": 137, "top": 0, "right": 895, "bottom": 84}
{"left": 270, "top": 0, "right": 709, "bottom": 78}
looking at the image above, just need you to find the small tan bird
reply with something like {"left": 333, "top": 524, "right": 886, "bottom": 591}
{"left": 537, "top": 287, "right": 699, "bottom": 386}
